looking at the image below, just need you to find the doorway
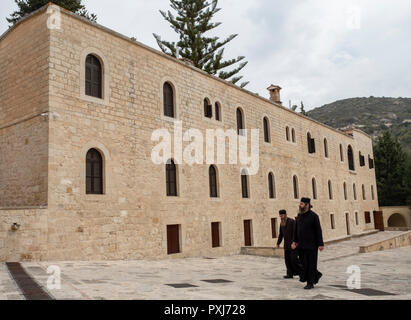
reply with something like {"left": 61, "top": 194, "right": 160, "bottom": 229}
{"left": 373, "top": 211, "right": 385, "bottom": 231}
{"left": 167, "top": 224, "right": 180, "bottom": 254}
{"left": 244, "top": 220, "right": 252, "bottom": 246}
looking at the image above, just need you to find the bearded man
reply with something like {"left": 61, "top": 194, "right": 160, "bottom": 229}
{"left": 292, "top": 197, "right": 324, "bottom": 289}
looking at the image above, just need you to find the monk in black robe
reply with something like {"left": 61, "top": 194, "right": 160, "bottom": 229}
{"left": 276, "top": 209, "right": 302, "bottom": 278}
{"left": 292, "top": 197, "right": 324, "bottom": 289}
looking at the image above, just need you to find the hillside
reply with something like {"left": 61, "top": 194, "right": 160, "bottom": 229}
{"left": 307, "top": 97, "right": 411, "bottom": 153}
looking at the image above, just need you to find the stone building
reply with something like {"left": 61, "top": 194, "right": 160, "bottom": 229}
{"left": 0, "top": 4, "right": 379, "bottom": 261}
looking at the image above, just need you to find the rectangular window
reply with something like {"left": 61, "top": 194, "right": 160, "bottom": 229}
{"left": 167, "top": 224, "right": 180, "bottom": 254}
{"left": 330, "top": 214, "right": 335, "bottom": 229}
{"left": 355, "top": 212, "right": 359, "bottom": 225}
{"left": 364, "top": 211, "right": 371, "bottom": 224}
{"left": 369, "top": 157, "right": 374, "bottom": 169}
{"left": 309, "top": 138, "right": 316, "bottom": 153}
{"left": 359, "top": 154, "right": 365, "bottom": 166}
{"left": 211, "top": 222, "right": 221, "bottom": 248}
{"left": 271, "top": 218, "right": 278, "bottom": 238}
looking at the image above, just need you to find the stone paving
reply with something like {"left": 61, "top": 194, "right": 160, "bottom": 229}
{"left": 0, "top": 231, "right": 410, "bottom": 300}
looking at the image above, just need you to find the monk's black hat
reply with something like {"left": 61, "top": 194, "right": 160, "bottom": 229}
{"left": 300, "top": 197, "right": 311, "bottom": 204}
{"left": 279, "top": 209, "right": 287, "bottom": 215}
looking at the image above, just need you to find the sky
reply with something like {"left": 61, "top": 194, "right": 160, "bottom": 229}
{"left": 1, "top": 0, "right": 410, "bottom": 110}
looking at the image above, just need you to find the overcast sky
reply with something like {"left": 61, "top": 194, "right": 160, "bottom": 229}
{"left": 1, "top": 0, "right": 410, "bottom": 110}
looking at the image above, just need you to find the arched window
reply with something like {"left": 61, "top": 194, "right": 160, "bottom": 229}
{"left": 340, "top": 144, "right": 344, "bottom": 162}
{"left": 293, "top": 175, "right": 299, "bottom": 199}
{"left": 291, "top": 128, "right": 296, "bottom": 143}
{"left": 268, "top": 172, "right": 275, "bottom": 199}
{"left": 215, "top": 102, "right": 221, "bottom": 121}
{"left": 353, "top": 183, "right": 357, "bottom": 200}
{"left": 286, "top": 127, "right": 290, "bottom": 141}
{"left": 324, "top": 138, "right": 328, "bottom": 158}
{"left": 237, "top": 108, "right": 244, "bottom": 135}
{"left": 166, "top": 159, "right": 178, "bottom": 196}
{"left": 163, "top": 82, "right": 175, "bottom": 118}
{"left": 328, "top": 180, "right": 333, "bottom": 200}
{"left": 86, "top": 148, "right": 103, "bottom": 194}
{"left": 263, "top": 117, "right": 270, "bottom": 143}
{"left": 307, "top": 132, "right": 315, "bottom": 153}
{"left": 204, "top": 98, "right": 212, "bottom": 118}
{"left": 362, "top": 184, "right": 366, "bottom": 200}
{"left": 85, "top": 54, "right": 102, "bottom": 98}
{"left": 241, "top": 169, "right": 249, "bottom": 198}
{"left": 209, "top": 165, "right": 218, "bottom": 198}
{"left": 312, "top": 178, "right": 317, "bottom": 200}
{"left": 348, "top": 145, "right": 355, "bottom": 171}
{"left": 343, "top": 182, "right": 347, "bottom": 200}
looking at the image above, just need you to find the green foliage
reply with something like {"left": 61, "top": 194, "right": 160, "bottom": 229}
{"left": 153, "top": 0, "right": 248, "bottom": 88}
{"left": 374, "top": 131, "right": 410, "bottom": 206}
{"left": 7, "top": 0, "right": 97, "bottom": 25}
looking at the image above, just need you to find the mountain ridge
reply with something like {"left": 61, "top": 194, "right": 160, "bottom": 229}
{"left": 306, "top": 97, "right": 411, "bottom": 153}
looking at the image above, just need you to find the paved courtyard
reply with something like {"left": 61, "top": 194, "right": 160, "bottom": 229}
{"left": 1, "top": 231, "right": 410, "bottom": 300}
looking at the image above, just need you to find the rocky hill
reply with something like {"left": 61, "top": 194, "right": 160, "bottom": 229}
{"left": 307, "top": 97, "right": 411, "bottom": 153}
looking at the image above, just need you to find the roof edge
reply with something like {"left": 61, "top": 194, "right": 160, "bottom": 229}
{"left": 1, "top": 3, "right": 362, "bottom": 141}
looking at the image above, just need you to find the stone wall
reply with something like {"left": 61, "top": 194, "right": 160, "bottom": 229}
{"left": 0, "top": 5, "right": 381, "bottom": 261}
{"left": 0, "top": 208, "right": 48, "bottom": 261}
{"left": 0, "top": 12, "right": 49, "bottom": 208}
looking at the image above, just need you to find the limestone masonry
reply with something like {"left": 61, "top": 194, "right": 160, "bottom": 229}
{"left": 0, "top": 4, "right": 379, "bottom": 261}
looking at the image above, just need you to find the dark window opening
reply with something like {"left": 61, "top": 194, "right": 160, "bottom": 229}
{"left": 307, "top": 133, "right": 316, "bottom": 153}
{"left": 86, "top": 148, "right": 103, "bottom": 194}
{"left": 348, "top": 145, "right": 355, "bottom": 170}
{"left": 268, "top": 172, "right": 275, "bottom": 199}
{"left": 163, "top": 82, "right": 174, "bottom": 118}
{"left": 365, "top": 211, "right": 371, "bottom": 224}
{"left": 209, "top": 165, "right": 218, "bottom": 198}
{"left": 237, "top": 108, "right": 244, "bottom": 135}
{"left": 241, "top": 169, "right": 249, "bottom": 198}
{"left": 204, "top": 98, "right": 212, "bottom": 118}
{"left": 166, "top": 159, "right": 178, "bottom": 196}
{"left": 293, "top": 175, "right": 299, "bottom": 199}
{"left": 85, "top": 54, "right": 102, "bottom": 98}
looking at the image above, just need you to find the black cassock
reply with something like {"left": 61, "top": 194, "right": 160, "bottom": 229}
{"left": 293, "top": 210, "right": 324, "bottom": 285}
{"left": 277, "top": 218, "right": 303, "bottom": 277}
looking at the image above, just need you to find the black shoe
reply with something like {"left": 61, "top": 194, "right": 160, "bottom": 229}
{"left": 283, "top": 275, "right": 293, "bottom": 279}
{"left": 304, "top": 284, "right": 314, "bottom": 290}
{"left": 314, "top": 272, "right": 323, "bottom": 284}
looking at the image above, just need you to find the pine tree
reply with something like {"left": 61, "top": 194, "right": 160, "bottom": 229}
{"left": 374, "top": 131, "right": 410, "bottom": 206}
{"left": 7, "top": 0, "right": 97, "bottom": 26}
{"left": 153, "top": 0, "right": 249, "bottom": 88}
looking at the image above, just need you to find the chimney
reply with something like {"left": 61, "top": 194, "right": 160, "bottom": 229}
{"left": 267, "top": 84, "right": 282, "bottom": 105}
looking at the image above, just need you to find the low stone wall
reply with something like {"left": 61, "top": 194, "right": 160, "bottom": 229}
{"left": 240, "top": 247, "right": 284, "bottom": 258}
{"left": 359, "top": 231, "right": 411, "bottom": 253}
{"left": 0, "top": 208, "right": 48, "bottom": 261}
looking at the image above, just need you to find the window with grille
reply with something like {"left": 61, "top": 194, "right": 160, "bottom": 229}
{"left": 163, "top": 82, "right": 174, "bottom": 118}
{"left": 85, "top": 55, "right": 102, "bottom": 98}
{"left": 86, "top": 148, "right": 103, "bottom": 194}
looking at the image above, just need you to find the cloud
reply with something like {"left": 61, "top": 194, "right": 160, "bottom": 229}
{"left": 1, "top": 0, "right": 410, "bottom": 110}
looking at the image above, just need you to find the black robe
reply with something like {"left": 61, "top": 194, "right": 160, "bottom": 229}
{"left": 293, "top": 210, "right": 324, "bottom": 284}
{"left": 277, "top": 218, "right": 302, "bottom": 276}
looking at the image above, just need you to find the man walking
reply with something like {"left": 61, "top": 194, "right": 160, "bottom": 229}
{"left": 292, "top": 198, "right": 324, "bottom": 289}
{"left": 276, "top": 209, "right": 302, "bottom": 278}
